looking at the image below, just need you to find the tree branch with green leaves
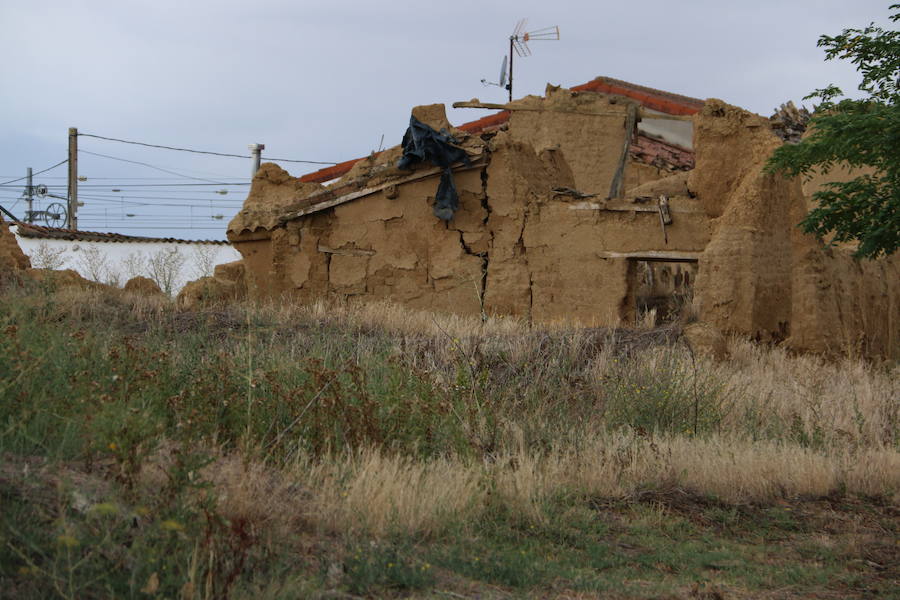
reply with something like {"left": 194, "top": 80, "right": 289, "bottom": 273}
{"left": 767, "top": 4, "right": 899, "bottom": 259}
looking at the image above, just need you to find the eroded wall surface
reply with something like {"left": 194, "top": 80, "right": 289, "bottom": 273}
{"left": 506, "top": 88, "right": 629, "bottom": 195}
{"left": 232, "top": 145, "right": 706, "bottom": 326}
{"left": 224, "top": 90, "right": 899, "bottom": 357}
{"left": 691, "top": 100, "right": 900, "bottom": 356}
{"left": 227, "top": 91, "right": 708, "bottom": 326}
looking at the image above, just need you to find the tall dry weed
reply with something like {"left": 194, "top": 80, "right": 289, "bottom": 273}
{"left": 723, "top": 338, "right": 899, "bottom": 446}
{"left": 202, "top": 433, "right": 900, "bottom": 543}
{"left": 300, "top": 450, "right": 484, "bottom": 538}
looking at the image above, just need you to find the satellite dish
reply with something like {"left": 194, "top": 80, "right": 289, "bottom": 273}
{"left": 481, "top": 55, "right": 510, "bottom": 89}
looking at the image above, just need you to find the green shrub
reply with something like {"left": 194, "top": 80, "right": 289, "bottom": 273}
{"left": 599, "top": 350, "right": 732, "bottom": 435}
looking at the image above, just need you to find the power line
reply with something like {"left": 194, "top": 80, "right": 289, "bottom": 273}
{"left": 0, "top": 176, "right": 250, "bottom": 181}
{"left": 78, "top": 133, "right": 339, "bottom": 165}
{"left": 77, "top": 183, "right": 251, "bottom": 188}
{"left": 66, "top": 226, "right": 229, "bottom": 231}
{"left": 80, "top": 218, "right": 230, "bottom": 223}
{"left": 0, "top": 159, "right": 68, "bottom": 186}
{"left": 0, "top": 183, "right": 251, "bottom": 189}
{"left": 79, "top": 150, "right": 245, "bottom": 183}
{"left": 78, "top": 198, "right": 241, "bottom": 208}
{"left": 78, "top": 193, "right": 242, "bottom": 202}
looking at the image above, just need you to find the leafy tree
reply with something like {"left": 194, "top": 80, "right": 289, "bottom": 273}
{"left": 767, "top": 4, "right": 899, "bottom": 259}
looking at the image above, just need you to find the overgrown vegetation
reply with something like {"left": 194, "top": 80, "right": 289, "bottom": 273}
{"left": 767, "top": 4, "right": 900, "bottom": 258}
{"left": 1, "top": 281, "right": 897, "bottom": 598}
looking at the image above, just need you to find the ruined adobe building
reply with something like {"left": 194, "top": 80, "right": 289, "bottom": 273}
{"left": 222, "top": 77, "right": 899, "bottom": 357}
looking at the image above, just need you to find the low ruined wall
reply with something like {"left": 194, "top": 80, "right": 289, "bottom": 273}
{"left": 229, "top": 134, "right": 708, "bottom": 326}
{"left": 692, "top": 99, "right": 900, "bottom": 357}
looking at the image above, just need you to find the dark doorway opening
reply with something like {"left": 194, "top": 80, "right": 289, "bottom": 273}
{"left": 627, "top": 259, "right": 697, "bottom": 325}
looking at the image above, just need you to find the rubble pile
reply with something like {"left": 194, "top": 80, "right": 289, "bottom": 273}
{"left": 769, "top": 101, "right": 811, "bottom": 143}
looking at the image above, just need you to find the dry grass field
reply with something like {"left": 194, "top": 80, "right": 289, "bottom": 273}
{"left": 1, "top": 281, "right": 897, "bottom": 598}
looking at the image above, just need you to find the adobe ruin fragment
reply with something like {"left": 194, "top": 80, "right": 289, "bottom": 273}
{"left": 223, "top": 80, "right": 899, "bottom": 358}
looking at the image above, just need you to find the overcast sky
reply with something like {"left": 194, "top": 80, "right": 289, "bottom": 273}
{"left": 0, "top": 0, "right": 893, "bottom": 239}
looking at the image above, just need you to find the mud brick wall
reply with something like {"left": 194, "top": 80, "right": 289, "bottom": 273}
{"left": 224, "top": 89, "right": 900, "bottom": 357}
{"left": 691, "top": 99, "right": 900, "bottom": 356}
{"left": 229, "top": 136, "right": 709, "bottom": 326}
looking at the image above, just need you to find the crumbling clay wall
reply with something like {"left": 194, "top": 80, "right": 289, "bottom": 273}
{"left": 506, "top": 85, "right": 630, "bottom": 195}
{"left": 282, "top": 167, "right": 489, "bottom": 315}
{"left": 229, "top": 164, "right": 325, "bottom": 234}
{"left": 484, "top": 133, "right": 708, "bottom": 324}
{"left": 689, "top": 100, "right": 800, "bottom": 339}
{"left": 691, "top": 100, "right": 900, "bottom": 356}
{"left": 177, "top": 260, "right": 247, "bottom": 309}
{"left": 223, "top": 89, "right": 898, "bottom": 357}
{"left": 227, "top": 92, "right": 706, "bottom": 326}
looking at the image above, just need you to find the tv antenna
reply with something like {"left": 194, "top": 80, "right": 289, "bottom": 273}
{"left": 498, "top": 19, "right": 560, "bottom": 102}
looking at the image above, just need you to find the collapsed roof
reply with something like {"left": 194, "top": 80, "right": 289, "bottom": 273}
{"left": 292, "top": 76, "right": 700, "bottom": 187}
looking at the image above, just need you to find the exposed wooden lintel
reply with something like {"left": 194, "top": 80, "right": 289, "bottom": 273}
{"left": 596, "top": 250, "right": 701, "bottom": 262}
{"left": 451, "top": 100, "right": 694, "bottom": 121}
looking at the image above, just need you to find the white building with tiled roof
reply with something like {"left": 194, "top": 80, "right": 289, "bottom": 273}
{"left": 12, "top": 223, "right": 240, "bottom": 294}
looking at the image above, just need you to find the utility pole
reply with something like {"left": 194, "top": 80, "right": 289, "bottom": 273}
{"left": 248, "top": 143, "right": 264, "bottom": 177}
{"left": 67, "top": 127, "right": 78, "bottom": 229}
{"left": 25, "top": 168, "right": 33, "bottom": 224}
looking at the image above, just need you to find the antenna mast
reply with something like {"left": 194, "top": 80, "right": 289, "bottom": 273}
{"left": 506, "top": 19, "right": 559, "bottom": 102}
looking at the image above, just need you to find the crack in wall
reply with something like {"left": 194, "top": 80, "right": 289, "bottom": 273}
{"left": 478, "top": 164, "right": 493, "bottom": 321}
{"left": 519, "top": 205, "right": 534, "bottom": 321}
{"left": 446, "top": 162, "right": 494, "bottom": 320}
{"left": 479, "top": 164, "right": 492, "bottom": 225}
{"left": 455, "top": 229, "right": 489, "bottom": 321}
{"left": 324, "top": 252, "right": 332, "bottom": 293}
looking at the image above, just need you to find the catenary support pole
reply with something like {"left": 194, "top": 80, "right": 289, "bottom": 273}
{"left": 249, "top": 143, "right": 265, "bottom": 177}
{"left": 68, "top": 127, "right": 78, "bottom": 229}
{"left": 25, "top": 168, "right": 33, "bottom": 224}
